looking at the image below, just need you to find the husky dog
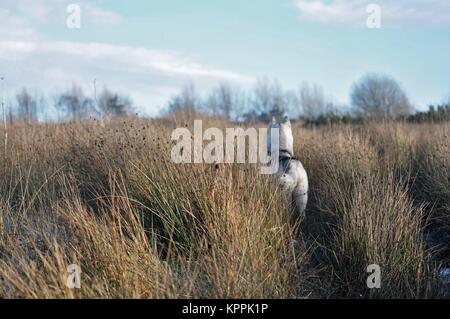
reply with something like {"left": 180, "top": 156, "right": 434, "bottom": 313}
{"left": 268, "top": 116, "right": 308, "bottom": 218}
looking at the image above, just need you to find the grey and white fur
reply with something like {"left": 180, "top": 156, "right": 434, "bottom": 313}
{"left": 268, "top": 115, "right": 308, "bottom": 218}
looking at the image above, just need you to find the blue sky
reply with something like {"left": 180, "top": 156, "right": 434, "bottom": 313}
{"left": 0, "top": 0, "right": 449, "bottom": 115}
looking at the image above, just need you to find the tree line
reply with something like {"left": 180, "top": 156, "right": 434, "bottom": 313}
{"left": 164, "top": 73, "right": 449, "bottom": 124}
{"left": 8, "top": 84, "right": 132, "bottom": 124}
{"left": 6, "top": 73, "right": 449, "bottom": 125}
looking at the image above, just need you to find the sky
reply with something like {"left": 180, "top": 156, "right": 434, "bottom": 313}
{"left": 0, "top": 0, "right": 449, "bottom": 116}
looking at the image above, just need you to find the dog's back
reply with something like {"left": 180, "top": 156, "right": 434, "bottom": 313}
{"left": 278, "top": 157, "right": 308, "bottom": 217}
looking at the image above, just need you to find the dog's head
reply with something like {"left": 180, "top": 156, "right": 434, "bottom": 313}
{"left": 279, "top": 115, "right": 294, "bottom": 156}
{"left": 267, "top": 115, "right": 294, "bottom": 156}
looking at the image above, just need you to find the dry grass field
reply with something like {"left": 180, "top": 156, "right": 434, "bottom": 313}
{"left": 0, "top": 118, "right": 448, "bottom": 298}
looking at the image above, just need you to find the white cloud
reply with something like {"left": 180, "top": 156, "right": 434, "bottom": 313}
{"left": 294, "top": 0, "right": 360, "bottom": 24}
{"left": 85, "top": 5, "right": 124, "bottom": 26}
{"left": 293, "top": 0, "right": 450, "bottom": 26}
{"left": 0, "top": 8, "right": 37, "bottom": 40}
{"left": 15, "top": 0, "right": 54, "bottom": 22}
{"left": 0, "top": 1, "right": 253, "bottom": 114}
{"left": 1, "top": 0, "right": 125, "bottom": 32}
{"left": 0, "top": 40, "right": 254, "bottom": 114}
{"left": 14, "top": 41, "right": 253, "bottom": 83}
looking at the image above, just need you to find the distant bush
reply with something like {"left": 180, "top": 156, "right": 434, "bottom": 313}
{"left": 301, "top": 103, "right": 450, "bottom": 127}
{"left": 407, "top": 103, "right": 450, "bottom": 123}
{"left": 303, "top": 111, "right": 365, "bottom": 126}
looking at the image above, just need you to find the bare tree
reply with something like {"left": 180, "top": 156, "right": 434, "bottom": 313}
{"left": 97, "top": 88, "right": 132, "bottom": 117}
{"left": 205, "top": 83, "right": 240, "bottom": 120}
{"left": 285, "top": 90, "right": 300, "bottom": 110}
{"left": 351, "top": 74, "right": 412, "bottom": 120}
{"left": 56, "top": 84, "right": 94, "bottom": 121}
{"left": 299, "top": 83, "right": 327, "bottom": 119}
{"left": 16, "top": 88, "right": 38, "bottom": 124}
{"left": 167, "top": 81, "right": 197, "bottom": 116}
{"left": 251, "top": 78, "right": 288, "bottom": 121}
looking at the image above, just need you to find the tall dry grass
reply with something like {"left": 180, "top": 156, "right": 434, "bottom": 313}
{"left": 0, "top": 118, "right": 448, "bottom": 298}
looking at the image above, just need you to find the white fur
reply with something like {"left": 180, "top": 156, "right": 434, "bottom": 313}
{"left": 279, "top": 116, "right": 294, "bottom": 155}
{"left": 268, "top": 116, "right": 309, "bottom": 218}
